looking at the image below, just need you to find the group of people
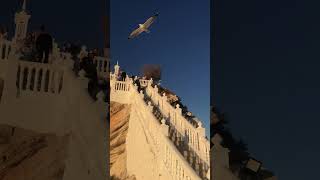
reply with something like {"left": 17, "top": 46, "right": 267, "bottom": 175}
{"left": 22, "top": 25, "right": 53, "bottom": 63}
{"left": 1, "top": 22, "right": 108, "bottom": 100}
{"left": 74, "top": 48, "right": 107, "bottom": 101}
{"left": 118, "top": 71, "right": 127, "bottom": 81}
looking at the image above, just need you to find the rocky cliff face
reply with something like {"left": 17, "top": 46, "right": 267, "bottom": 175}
{"left": 110, "top": 102, "right": 135, "bottom": 180}
{"left": 0, "top": 124, "right": 69, "bottom": 180}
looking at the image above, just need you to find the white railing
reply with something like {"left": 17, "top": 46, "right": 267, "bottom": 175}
{"left": 93, "top": 56, "right": 109, "bottom": 79}
{"left": 132, "top": 87, "right": 202, "bottom": 180}
{"left": 16, "top": 60, "right": 64, "bottom": 95}
{"left": 113, "top": 80, "right": 131, "bottom": 92}
{"left": 145, "top": 83, "right": 210, "bottom": 167}
{"left": 0, "top": 39, "right": 12, "bottom": 60}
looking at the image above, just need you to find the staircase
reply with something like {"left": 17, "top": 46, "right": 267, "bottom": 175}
{"left": 138, "top": 87, "right": 209, "bottom": 180}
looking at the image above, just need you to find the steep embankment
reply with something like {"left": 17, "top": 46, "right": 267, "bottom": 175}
{"left": 110, "top": 102, "right": 135, "bottom": 180}
{"left": 0, "top": 124, "right": 69, "bottom": 180}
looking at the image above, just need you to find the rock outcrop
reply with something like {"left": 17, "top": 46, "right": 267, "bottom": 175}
{"left": 110, "top": 102, "right": 136, "bottom": 180}
{"left": 0, "top": 124, "right": 70, "bottom": 180}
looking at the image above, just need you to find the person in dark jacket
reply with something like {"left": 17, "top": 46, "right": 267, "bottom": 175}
{"left": 121, "top": 71, "right": 127, "bottom": 81}
{"left": 80, "top": 53, "right": 97, "bottom": 79}
{"left": 80, "top": 53, "right": 100, "bottom": 99}
{"left": 135, "top": 78, "right": 141, "bottom": 92}
{"left": 36, "top": 25, "right": 53, "bottom": 63}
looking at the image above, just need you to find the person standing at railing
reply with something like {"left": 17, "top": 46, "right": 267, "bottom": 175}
{"left": 0, "top": 26, "right": 3, "bottom": 39}
{"left": 36, "top": 25, "right": 53, "bottom": 63}
{"left": 74, "top": 46, "right": 87, "bottom": 74}
{"left": 135, "top": 78, "right": 142, "bottom": 92}
{"left": 80, "top": 52, "right": 100, "bottom": 99}
{"left": 121, "top": 71, "right": 127, "bottom": 81}
{"left": 0, "top": 26, "right": 8, "bottom": 40}
{"left": 21, "top": 32, "right": 37, "bottom": 61}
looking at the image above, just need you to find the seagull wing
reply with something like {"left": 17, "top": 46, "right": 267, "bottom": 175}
{"left": 128, "top": 27, "right": 144, "bottom": 39}
{"left": 143, "top": 16, "right": 157, "bottom": 29}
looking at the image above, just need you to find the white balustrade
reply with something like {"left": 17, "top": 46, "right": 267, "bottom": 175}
{"left": 145, "top": 82, "right": 210, "bottom": 167}
{"left": 93, "top": 56, "right": 109, "bottom": 79}
{"left": 113, "top": 80, "right": 130, "bottom": 92}
{"left": 16, "top": 60, "right": 64, "bottom": 95}
{"left": 0, "top": 39, "right": 12, "bottom": 60}
{"left": 132, "top": 89, "right": 202, "bottom": 180}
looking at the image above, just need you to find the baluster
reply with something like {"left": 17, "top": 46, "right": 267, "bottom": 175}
{"left": 54, "top": 71, "right": 60, "bottom": 94}
{"left": 180, "top": 165, "right": 184, "bottom": 180}
{"left": 50, "top": 71, "right": 55, "bottom": 93}
{"left": 26, "top": 67, "right": 32, "bottom": 91}
{"left": 46, "top": 69, "right": 51, "bottom": 92}
{"left": 19, "top": 65, "right": 25, "bottom": 90}
{"left": 189, "top": 152, "right": 194, "bottom": 166}
{"left": 41, "top": 68, "right": 47, "bottom": 92}
{"left": 99, "top": 59, "right": 103, "bottom": 72}
{"left": 0, "top": 42, "right": 2, "bottom": 59}
{"left": 177, "top": 163, "right": 181, "bottom": 180}
{"left": 170, "top": 152, "right": 173, "bottom": 174}
{"left": 103, "top": 60, "right": 107, "bottom": 72}
{"left": 33, "top": 68, "right": 39, "bottom": 91}
{"left": 171, "top": 155, "right": 175, "bottom": 177}
{"left": 195, "top": 157, "right": 200, "bottom": 175}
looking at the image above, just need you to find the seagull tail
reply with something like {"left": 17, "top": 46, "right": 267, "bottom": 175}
{"left": 144, "top": 28, "right": 151, "bottom": 33}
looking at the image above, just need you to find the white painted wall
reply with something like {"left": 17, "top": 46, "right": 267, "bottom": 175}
{"left": 0, "top": 46, "right": 108, "bottom": 180}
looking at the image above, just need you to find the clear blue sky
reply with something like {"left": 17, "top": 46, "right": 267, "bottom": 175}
{"left": 110, "top": 0, "right": 210, "bottom": 136}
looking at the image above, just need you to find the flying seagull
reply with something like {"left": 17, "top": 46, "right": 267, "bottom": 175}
{"left": 128, "top": 13, "right": 159, "bottom": 39}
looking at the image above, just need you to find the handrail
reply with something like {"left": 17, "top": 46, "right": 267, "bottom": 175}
{"left": 145, "top": 83, "right": 210, "bottom": 166}
{"left": 132, "top": 88, "right": 202, "bottom": 180}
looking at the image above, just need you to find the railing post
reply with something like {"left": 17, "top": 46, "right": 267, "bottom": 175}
{"left": 196, "top": 121, "right": 206, "bottom": 138}
{"left": 78, "top": 69, "right": 89, "bottom": 89}
{"left": 147, "top": 101, "right": 153, "bottom": 112}
{"left": 150, "top": 78, "right": 153, "bottom": 86}
{"left": 160, "top": 119, "right": 169, "bottom": 137}
{"left": 175, "top": 104, "right": 182, "bottom": 115}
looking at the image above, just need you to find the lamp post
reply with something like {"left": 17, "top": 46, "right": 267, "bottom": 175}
{"left": 240, "top": 157, "right": 262, "bottom": 180}
{"left": 245, "top": 157, "right": 262, "bottom": 173}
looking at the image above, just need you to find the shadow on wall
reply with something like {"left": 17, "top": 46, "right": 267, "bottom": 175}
{"left": 0, "top": 78, "right": 3, "bottom": 102}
